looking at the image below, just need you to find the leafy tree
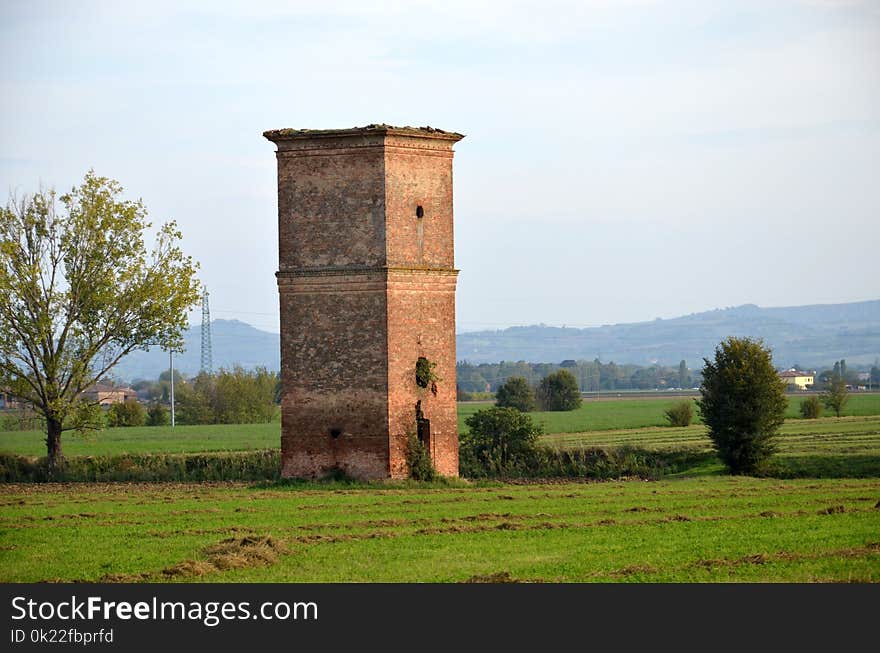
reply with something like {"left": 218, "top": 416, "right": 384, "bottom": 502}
{"left": 107, "top": 400, "right": 146, "bottom": 427}
{"left": 211, "top": 366, "right": 278, "bottom": 423}
{"left": 799, "top": 396, "right": 822, "bottom": 419}
{"left": 0, "top": 171, "right": 200, "bottom": 474}
{"left": 174, "top": 366, "right": 279, "bottom": 425}
{"left": 820, "top": 376, "right": 849, "bottom": 418}
{"left": 535, "top": 369, "right": 582, "bottom": 411}
{"left": 174, "top": 374, "right": 214, "bottom": 425}
{"left": 495, "top": 376, "right": 536, "bottom": 412}
{"left": 146, "top": 402, "right": 169, "bottom": 426}
{"left": 460, "top": 407, "right": 543, "bottom": 477}
{"left": 664, "top": 400, "right": 693, "bottom": 427}
{"left": 697, "top": 337, "right": 787, "bottom": 474}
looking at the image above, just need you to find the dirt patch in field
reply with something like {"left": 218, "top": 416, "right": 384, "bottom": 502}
{"left": 664, "top": 514, "right": 692, "bottom": 522}
{"left": 694, "top": 542, "right": 880, "bottom": 572}
{"left": 459, "top": 571, "right": 548, "bottom": 583}
{"left": 462, "top": 571, "right": 519, "bottom": 583}
{"left": 611, "top": 563, "right": 660, "bottom": 576}
{"left": 817, "top": 505, "right": 846, "bottom": 515}
{"left": 449, "top": 512, "right": 513, "bottom": 523}
{"left": 146, "top": 526, "right": 256, "bottom": 538}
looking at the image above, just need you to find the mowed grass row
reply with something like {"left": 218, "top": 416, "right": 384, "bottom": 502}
{"left": 1, "top": 478, "right": 878, "bottom": 583}
{"left": 2, "top": 394, "right": 879, "bottom": 457}
{"left": 543, "top": 416, "right": 880, "bottom": 477}
{"left": 544, "top": 416, "right": 880, "bottom": 453}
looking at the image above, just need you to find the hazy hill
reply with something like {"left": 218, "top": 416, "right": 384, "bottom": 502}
{"left": 112, "top": 319, "right": 280, "bottom": 382}
{"left": 109, "top": 300, "right": 880, "bottom": 382}
{"left": 457, "top": 300, "right": 880, "bottom": 368}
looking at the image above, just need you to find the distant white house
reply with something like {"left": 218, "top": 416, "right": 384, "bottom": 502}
{"left": 779, "top": 369, "right": 814, "bottom": 390}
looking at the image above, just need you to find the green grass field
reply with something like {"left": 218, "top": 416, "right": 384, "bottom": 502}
{"left": 0, "top": 423, "right": 280, "bottom": 457}
{"left": 458, "top": 393, "right": 880, "bottom": 435}
{"left": 2, "top": 395, "right": 879, "bottom": 583}
{"left": 1, "top": 477, "right": 878, "bottom": 582}
{"left": 3, "top": 394, "right": 879, "bottom": 458}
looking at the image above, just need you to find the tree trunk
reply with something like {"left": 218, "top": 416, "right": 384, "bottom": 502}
{"left": 46, "top": 417, "right": 63, "bottom": 480}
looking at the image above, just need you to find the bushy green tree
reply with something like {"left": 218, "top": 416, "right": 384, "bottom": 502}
{"left": 697, "top": 337, "right": 787, "bottom": 475}
{"left": 174, "top": 375, "right": 214, "bottom": 425}
{"left": 821, "top": 376, "right": 849, "bottom": 418}
{"left": 495, "top": 376, "right": 536, "bottom": 412}
{"left": 107, "top": 400, "right": 146, "bottom": 427}
{"left": 175, "top": 366, "right": 279, "bottom": 425}
{"left": 535, "top": 370, "right": 582, "bottom": 411}
{"left": 460, "top": 407, "right": 543, "bottom": 476}
{"left": 211, "top": 366, "right": 278, "bottom": 423}
{"left": 0, "top": 171, "right": 201, "bottom": 474}
{"left": 146, "top": 402, "right": 169, "bottom": 426}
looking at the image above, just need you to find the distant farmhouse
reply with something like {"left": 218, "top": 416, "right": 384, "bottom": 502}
{"left": 82, "top": 384, "right": 139, "bottom": 406}
{"left": 779, "top": 369, "right": 815, "bottom": 390}
{"left": 0, "top": 389, "right": 20, "bottom": 410}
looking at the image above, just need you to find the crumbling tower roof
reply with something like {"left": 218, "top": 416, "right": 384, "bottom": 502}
{"left": 263, "top": 124, "right": 465, "bottom": 142}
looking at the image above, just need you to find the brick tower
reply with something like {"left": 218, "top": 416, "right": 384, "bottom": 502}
{"left": 263, "top": 124, "right": 464, "bottom": 480}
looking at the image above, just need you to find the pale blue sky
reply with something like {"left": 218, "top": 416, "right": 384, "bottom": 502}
{"left": 2, "top": 0, "right": 878, "bottom": 333}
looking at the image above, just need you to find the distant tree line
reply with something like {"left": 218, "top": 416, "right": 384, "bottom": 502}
{"left": 811, "top": 359, "right": 880, "bottom": 390}
{"left": 131, "top": 365, "right": 280, "bottom": 425}
{"left": 457, "top": 359, "right": 697, "bottom": 394}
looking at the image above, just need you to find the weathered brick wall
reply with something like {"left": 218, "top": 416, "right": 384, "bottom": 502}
{"left": 384, "top": 141, "right": 455, "bottom": 269}
{"left": 266, "top": 125, "right": 463, "bottom": 480}
{"left": 277, "top": 272, "right": 389, "bottom": 479}
{"left": 386, "top": 270, "right": 459, "bottom": 478}
{"left": 276, "top": 134, "right": 386, "bottom": 270}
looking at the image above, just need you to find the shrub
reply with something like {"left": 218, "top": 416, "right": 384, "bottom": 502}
{"left": 405, "top": 429, "right": 437, "bottom": 481}
{"left": 495, "top": 376, "right": 536, "bottom": 412}
{"left": 415, "top": 357, "right": 439, "bottom": 388}
{"left": 461, "top": 407, "right": 543, "bottom": 477}
{"left": 106, "top": 400, "right": 146, "bottom": 427}
{"left": 697, "top": 337, "right": 788, "bottom": 475}
{"left": 664, "top": 400, "right": 694, "bottom": 427}
{"left": 535, "top": 370, "right": 582, "bottom": 411}
{"left": 799, "top": 396, "right": 822, "bottom": 419}
{"left": 146, "top": 403, "right": 170, "bottom": 426}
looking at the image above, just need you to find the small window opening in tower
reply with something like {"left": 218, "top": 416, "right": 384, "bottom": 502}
{"left": 329, "top": 427, "right": 342, "bottom": 439}
{"left": 416, "top": 205, "right": 424, "bottom": 218}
